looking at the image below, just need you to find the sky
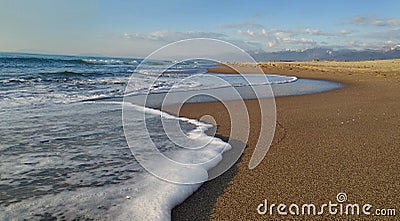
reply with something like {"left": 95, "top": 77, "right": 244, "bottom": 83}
{"left": 0, "top": 0, "right": 399, "bottom": 57}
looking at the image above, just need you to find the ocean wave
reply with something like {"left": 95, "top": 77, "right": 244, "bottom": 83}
{"left": 119, "top": 103, "right": 231, "bottom": 220}
{"left": 0, "top": 56, "right": 83, "bottom": 65}
{"left": 124, "top": 74, "right": 298, "bottom": 97}
{"left": 142, "top": 60, "right": 172, "bottom": 66}
{"left": 0, "top": 101, "right": 231, "bottom": 220}
{"left": 80, "top": 59, "right": 139, "bottom": 65}
{"left": 40, "top": 71, "right": 86, "bottom": 76}
{"left": 133, "top": 67, "right": 207, "bottom": 76}
{"left": 0, "top": 54, "right": 142, "bottom": 66}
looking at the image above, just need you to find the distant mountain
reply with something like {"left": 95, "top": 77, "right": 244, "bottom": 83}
{"left": 250, "top": 46, "right": 400, "bottom": 62}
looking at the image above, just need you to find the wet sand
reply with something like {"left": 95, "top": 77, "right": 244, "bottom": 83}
{"left": 168, "top": 60, "right": 400, "bottom": 220}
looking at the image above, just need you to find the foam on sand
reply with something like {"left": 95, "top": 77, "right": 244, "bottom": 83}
{"left": 0, "top": 102, "right": 231, "bottom": 221}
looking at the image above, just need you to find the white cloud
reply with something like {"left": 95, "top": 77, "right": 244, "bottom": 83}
{"left": 302, "top": 28, "right": 332, "bottom": 36}
{"left": 235, "top": 27, "right": 322, "bottom": 50}
{"left": 339, "top": 29, "right": 355, "bottom": 35}
{"left": 121, "top": 23, "right": 400, "bottom": 54}
{"left": 362, "top": 28, "right": 400, "bottom": 40}
{"left": 237, "top": 29, "right": 256, "bottom": 38}
{"left": 219, "top": 22, "right": 264, "bottom": 29}
{"left": 219, "top": 15, "right": 400, "bottom": 52}
{"left": 123, "top": 30, "right": 227, "bottom": 42}
{"left": 349, "top": 14, "right": 400, "bottom": 27}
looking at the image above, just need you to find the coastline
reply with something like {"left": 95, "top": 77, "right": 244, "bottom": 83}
{"left": 167, "top": 60, "right": 400, "bottom": 220}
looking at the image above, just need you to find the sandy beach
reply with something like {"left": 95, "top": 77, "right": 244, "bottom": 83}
{"left": 169, "top": 59, "right": 400, "bottom": 220}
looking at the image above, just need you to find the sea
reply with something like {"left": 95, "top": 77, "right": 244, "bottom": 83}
{"left": 0, "top": 52, "right": 341, "bottom": 220}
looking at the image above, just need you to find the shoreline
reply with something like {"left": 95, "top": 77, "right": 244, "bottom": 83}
{"left": 167, "top": 60, "right": 399, "bottom": 220}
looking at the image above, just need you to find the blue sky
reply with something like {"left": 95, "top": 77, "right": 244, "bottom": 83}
{"left": 1, "top": 0, "right": 399, "bottom": 57}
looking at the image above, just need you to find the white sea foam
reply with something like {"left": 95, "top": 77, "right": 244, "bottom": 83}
{"left": 82, "top": 59, "right": 139, "bottom": 65}
{"left": 118, "top": 104, "right": 231, "bottom": 220}
{"left": 0, "top": 102, "right": 230, "bottom": 221}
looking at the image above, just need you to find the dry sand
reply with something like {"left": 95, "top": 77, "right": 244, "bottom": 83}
{"left": 168, "top": 60, "right": 399, "bottom": 220}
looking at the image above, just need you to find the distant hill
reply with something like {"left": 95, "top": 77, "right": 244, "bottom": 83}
{"left": 250, "top": 46, "right": 400, "bottom": 62}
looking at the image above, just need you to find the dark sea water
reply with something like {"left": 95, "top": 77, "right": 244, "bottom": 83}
{"left": 0, "top": 52, "right": 341, "bottom": 220}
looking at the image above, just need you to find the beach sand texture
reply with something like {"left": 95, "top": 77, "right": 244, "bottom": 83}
{"left": 169, "top": 60, "right": 400, "bottom": 220}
